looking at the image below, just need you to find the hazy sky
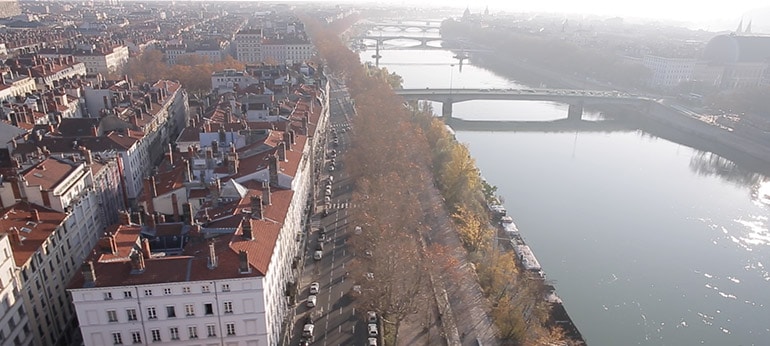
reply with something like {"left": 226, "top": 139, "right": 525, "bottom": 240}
{"left": 391, "top": 0, "right": 767, "bottom": 24}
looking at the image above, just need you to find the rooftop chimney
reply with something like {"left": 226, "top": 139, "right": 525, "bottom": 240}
{"left": 269, "top": 155, "right": 279, "bottom": 187}
{"left": 171, "top": 193, "right": 180, "bottom": 222}
{"left": 118, "top": 210, "right": 131, "bottom": 225}
{"left": 207, "top": 241, "right": 218, "bottom": 269}
{"left": 167, "top": 143, "right": 173, "bottom": 163}
{"left": 242, "top": 217, "right": 253, "bottom": 240}
{"left": 262, "top": 181, "right": 271, "bottom": 205}
{"left": 79, "top": 146, "right": 92, "bottom": 164}
{"left": 141, "top": 238, "right": 152, "bottom": 259}
{"left": 30, "top": 209, "right": 40, "bottom": 222}
{"left": 238, "top": 250, "right": 250, "bottom": 273}
{"left": 9, "top": 228, "right": 22, "bottom": 245}
{"left": 98, "top": 233, "right": 118, "bottom": 255}
{"left": 283, "top": 131, "right": 292, "bottom": 151}
{"left": 289, "top": 129, "right": 296, "bottom": 145}
{"left": 129, "top": 251, "right": 146, "bottom": 274}
{"left": 81, "top": 261, "right": 96, "bottom": 287}
{"left": 277, "top": 141, "right": 286, "bottom": 162}
{"left": 250, "top": 195, "right": 263, "bottom": 220}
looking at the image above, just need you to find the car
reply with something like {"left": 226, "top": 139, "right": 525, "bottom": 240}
{"left": 367, "top": 311, "right": 377, "bottom": 323}
{"left": 365, "top": 272, "right": 374, "bottom": 281}
{"left": 352, "top": 285, "right": 362, "bottom": 296}
{"left": 302, "top": 324, "right": 314, "bottom": 338}
{"left": 368, "top": 337, "right": 378, "bottom": 346}
{"left": 368, "top": 323, "right": 378, "bottom": 336}
{"left": 319, "top": 233, "right": 327, "bottom": 242}
{"left": 299, "top": 339, "right": 311, "bottom": 346}
{"left": 306, "top": 295, "right": 317, "bottom": 308}
{"left": 313, "top": 250, "right": 323, "bottom": 260}
{"left": 328, "top": 165, "right": 335, "bottom": 171}
{"left": 309, "top": 282, "right": 320, "bottom": 294}
{"left": 354, "top": 226, "right": 362, "bottom": 234}
{"left": 325, "top": 189, "right": 332, "bottom": 197}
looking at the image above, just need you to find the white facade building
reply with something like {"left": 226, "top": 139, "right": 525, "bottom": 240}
{"left": 235, "top": 29, "right": 263, "bottom": 64}
{"left": 0, "top": 233, "right": 32, "bottom": 346}
{"left": 641, "top": 55, "right": 696, "bottom": 90}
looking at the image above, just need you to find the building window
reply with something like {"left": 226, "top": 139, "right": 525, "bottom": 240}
{"left": 226, "top": 323, "right": 236, "bottom": 336}
{"left": 204, "top": 303, "right": 214, "bottom": 315}
{"left": 104, "top": 292, "right": 113, "bottom": 300}
{"left": 127, "top": 309, "right": 137, "bottom": 321}
{"left": 202, "top": 285, "right": 210, "bottom": 293}
{"left": 131, "top": 331, "right": 141, "bottom": 344}
{"left": 185, "top": 304, "right": 195, "bottom": 316}
{"left": 170, "top": 327, "right": 179, "bottom": 340}
{"left": 107, "top": 310, "right": 118, "bottom": 322}
{"left": 223, "top": 301, "right": 233, "bottom": 314}
{"left": 221, "top": 284, "right": 230, "bottom": 292}
{"left": 151, "top": 329, "right": 161, "bottom": 342}
{"left": 144, "top": 289, "right": 153, "bottom": 296}
{"left": 206, "top": 324, "right": 216, "bottom": 337}
{"left": 147, "top": 307, "right": 157, "bottom": 319}
{"left": 163, "top": 288, "right": 172, "bottom": 295}
{"left": 166, "top": 306, "right": 176, "bottom": 318}
{"left": 123, "top": 291, "right": 132, "bottom": 299}
{"left": 112, "top": 332, "right": 123, "bottom": 345}
{"left": 182, "top": 287, "right": 191, "bottom": 294}
{"left": 188, "top": 326, "right": 198, "bottom": 339}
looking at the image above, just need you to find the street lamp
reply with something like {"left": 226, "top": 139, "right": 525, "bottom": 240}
{"left": 449, "top": 64, "right": 455, "bottom": 96}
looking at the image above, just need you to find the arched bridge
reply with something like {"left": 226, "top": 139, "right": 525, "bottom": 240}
{"left": 395, "top": 88, "right": 652, "bottom": 119}
{"left": 356, "top": 35, "right": 441, "bottom": 48}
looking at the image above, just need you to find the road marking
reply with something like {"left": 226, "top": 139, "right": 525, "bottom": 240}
{"left": 339, "top": 307, "right": 343, "bottom": 315}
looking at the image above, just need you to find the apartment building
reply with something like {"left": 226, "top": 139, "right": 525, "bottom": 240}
{"left": 235, "top": 29, "right": 263, "bottom": 64}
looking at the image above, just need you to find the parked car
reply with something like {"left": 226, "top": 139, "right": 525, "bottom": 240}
{"left": 368, "top": 337, "right": 378, "bottom": 346}
{"left": 367, "top": 311, "right": 377, "bottom": 323}
{"left": 310, "top": 282, "right": 320, "bottom": 294}
{"left": 368, "top": 323, "right": 378, "bottom": 336}
{"left": 307, "top": 295, "right": 317, "bottom": 308}
{"left": 313, "top": 250, "right": 323, "bottom": 260}
{"left": 319, "top": 233, "right": 327, "bottom": 242}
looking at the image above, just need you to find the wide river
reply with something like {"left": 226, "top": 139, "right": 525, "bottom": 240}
{"left": 360, "top": 32, "right": 770, "bottom": 345}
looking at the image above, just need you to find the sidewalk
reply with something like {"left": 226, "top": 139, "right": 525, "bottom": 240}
{"left": 417, "top": 186, "right": 499, "bottom": 346}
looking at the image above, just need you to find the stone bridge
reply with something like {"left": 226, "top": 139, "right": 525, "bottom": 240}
{"left": 395, "top": 88, "right": 652, "bottom": 119}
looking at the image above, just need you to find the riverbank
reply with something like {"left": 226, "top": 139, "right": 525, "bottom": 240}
{"left": 443, "top": 40, "right": 770, "bottom": 175}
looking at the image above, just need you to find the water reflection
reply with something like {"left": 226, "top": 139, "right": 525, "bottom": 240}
{"left": 689, "top": 151, "right": 766, "bottom": 191}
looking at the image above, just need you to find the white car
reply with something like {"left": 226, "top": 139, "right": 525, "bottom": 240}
{"left": 368, "top": 323, "right": 378, "bottom": 336}
{"left": 367, "top": 311, "right": 377, "bottom": 323}
{"left": 306, "top": 295, "right": 317, "bottom": 308}
{"left": 313, "top": 250, "right": 323, "bottom": 260}
{"left": 302, "top": 324, "right": 314, "bottom": 338}
{"left": 310, "top": 282, "right": 320, "bottom": 295}
{"left": 354, "top": 226, "right": 362, "bottom": 234}
{"left": 368, "top": 337, "right": 377, "bottom": 346}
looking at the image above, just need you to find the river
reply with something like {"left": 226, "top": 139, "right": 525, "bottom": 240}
{"left": 360, "top": 32, "right": 770, "bottom": 346}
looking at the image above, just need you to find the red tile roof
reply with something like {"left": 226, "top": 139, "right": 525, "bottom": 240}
{"left": 22, "top": 157, "right": 79, "bottom": 191}
{"left": 0, "top": 203, "right": 67, "bottom": 267}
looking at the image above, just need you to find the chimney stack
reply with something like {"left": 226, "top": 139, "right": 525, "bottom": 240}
{"left": 98, "top": 233, "right": 118, "bottom": 254}
{"left": 141, "top": 238, "right": 152, "bottom": 259}
{"left": 118, "top": 210, "right": 131, "bottom": 225}
{"left": 9, "top": 228, "right": 22, "bottom": 245}
{"left": 130, "top": 251, "right": 146, "bottom": 274}
{"left": 207, "top": 241, "right": 218, "bottom": 269}
{"left": 167, "top": 143, "right": 173, "bottom": 163}
{"left": 147, "top": 212, "right": 156, "bottom": 229}
{"left": 262, "top": 181, "right": 271, "bottom": 205}
{"left": 277, "top": 142, "right": 286, "bottom": 162}
{"left": 171, "top": 193, "right": 180, "bottom": 222}
{"left": 269, "top": 155, "right": 279, "bottom": 187}
{"left": 242, "top": 217, "right": 253, "bottom": 240}
{"left": 81, "top": 261, "right": 97, "bottom": 287}
{"left": 184, "top": 158, "right": 193, "bottom": 182}
{"left": 250, "top": 195, "right": 263, "bottom": 220}
{"left": 283, "top": 131, "right": 292, "bottom": 151}
{"left": 30, "top": 209, "right": 40, "bottom": 222}
{"left": 238, "top": 250, "right": 250, "bottom": 273}
{"left": 79, "top": 146, "right": 92, "bottom": 164}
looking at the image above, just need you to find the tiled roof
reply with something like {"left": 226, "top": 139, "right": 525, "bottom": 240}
{"left": 22, "top": 156, "right": 78, "bottom": 191}
{"left": 68, "top": 182, "right": 296, "bottom": 288}
{"left": 151, "top": 164, "right": 187, "bottom": 197}
{"left": 0, "top": 203, "right": 67, "bottom": 267}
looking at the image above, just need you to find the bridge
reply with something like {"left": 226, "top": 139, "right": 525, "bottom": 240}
{"left": 356, "top": 35, "right": 442, "bottom": 48}
{"left": 395, "top": 88, "right": 652, "bottom": 119}
{"left": 360, "top": 20, "right": 441, "bottom": 32}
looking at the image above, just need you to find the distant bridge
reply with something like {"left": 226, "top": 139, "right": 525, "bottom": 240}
{"left": 395, "top": 88, "right": 651, "bottom": 119}
{"left": 356, "top": 35, "right": 442, "bottom": 47}
{"left": 361, "top": 20, "right": 442, "bottom": 32}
